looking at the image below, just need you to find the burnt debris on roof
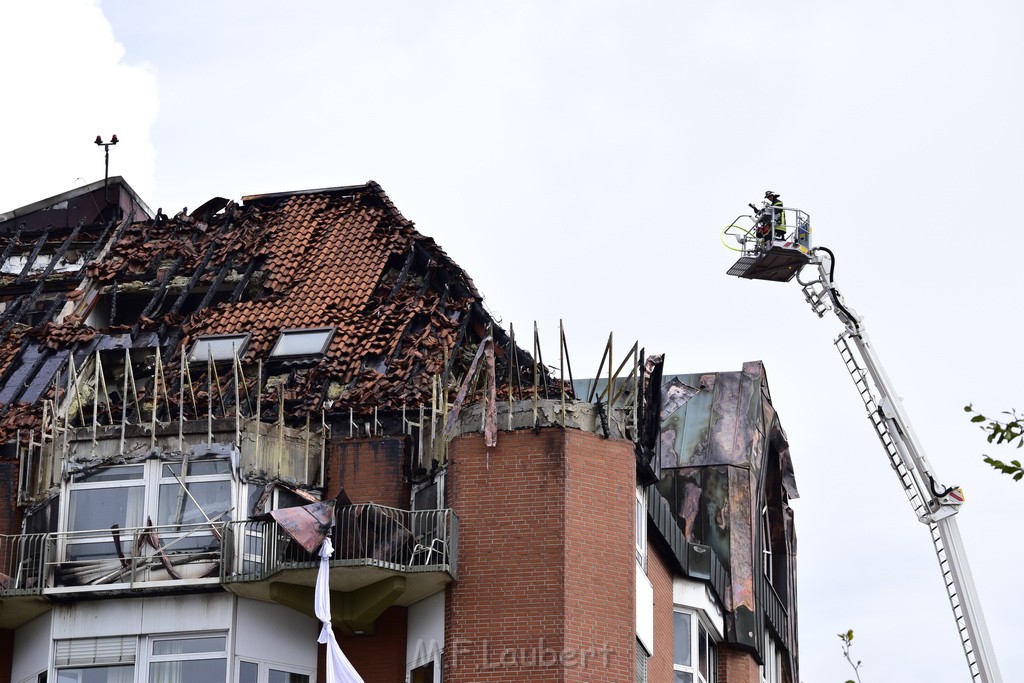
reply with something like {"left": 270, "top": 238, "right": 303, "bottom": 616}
{"left": 0, "top": 180, "right": 552, "bottom": 455}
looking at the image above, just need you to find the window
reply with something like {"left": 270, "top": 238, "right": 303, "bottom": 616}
{"left": 409, "top": 661, "right": 434, "bottom": 683}
{"left": 759, "top": 634, "right": 782, "bottom": 683}
{"left": 55, "top": 666, "right": 133, "bottom": 683}
{"left": 149, "top": 635, "right": 227, "bottom": 682}
{"left": 673, "top": 610, "right": 717, "bottom": 683}
{"left": 61, "top": 457, "right": 233, "bottom": 585}
{"left": 635, "top": 639, "right": 649, "bottom": 683}
{"left": 66, "top": 466, "right": 145, "bottom": 562}
{"left": 188, "top": 334, "right": 250, "bottom": 362}
{"left": 159, "top": 460, "right": 233, "bottom": 526}
{"left": 269, "top": 328, "right": 334, "bottom": 357}
{"left": 761, "top": 505, "right": 772, "bottom": 585}
{"left": 54, "top": 636, "right": 135, "bottom": 683}
{"left": 238, "top": 660, "right": 312, "bottom": 683}
{"left": 636, "top": 485, "right": 647, "bottom": 569}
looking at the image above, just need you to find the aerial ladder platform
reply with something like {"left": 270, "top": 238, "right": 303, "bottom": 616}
{"left": 723, "top": 201, "right": 1001, "bottom": 683}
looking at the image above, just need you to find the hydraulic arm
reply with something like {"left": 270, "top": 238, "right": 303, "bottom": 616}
{"left": 724, "top": 205, "right": 1001, "bottom": 682}
{"left": 799, "top": 248, "right": 1001, "bottom": 683}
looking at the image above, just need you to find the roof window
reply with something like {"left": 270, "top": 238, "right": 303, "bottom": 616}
{"left": 189, "top": 333, "right": 250, "bottom": 362}
{"left": 270, "top": 328, "right": 334, "bottom": 358}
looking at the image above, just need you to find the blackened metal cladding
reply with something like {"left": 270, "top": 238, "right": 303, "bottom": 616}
{"left": 640, "top": 354, "right": 664, "bottom": 452}
{"left": 268, "top": 499, "right": 336, "bottom": 553}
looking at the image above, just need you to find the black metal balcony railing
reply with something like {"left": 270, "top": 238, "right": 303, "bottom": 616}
{"left": 0, "top": 505, "right": 458, "bottom": 598}
{"left": 222, "top": 505, "right": 459, "bottom": 582}
{"left": 0, "top": 533, "right": 47, "bottom": 596}
{"left": 756, "top": 567, "right": 791, "bottom": 650}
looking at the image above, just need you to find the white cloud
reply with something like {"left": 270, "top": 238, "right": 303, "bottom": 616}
{"left": 0, "top": 0, "right": 159, "bottom": 211}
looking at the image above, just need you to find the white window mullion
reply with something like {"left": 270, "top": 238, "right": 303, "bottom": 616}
{"left": 674, "top": 609, "right": 718, "bottom": 683}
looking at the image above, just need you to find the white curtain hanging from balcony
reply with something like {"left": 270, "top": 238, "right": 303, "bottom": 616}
{"left": 316, "top": 537, "right": 364, "bottom": 683}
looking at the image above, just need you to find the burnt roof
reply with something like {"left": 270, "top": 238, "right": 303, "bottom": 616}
{"left": 0, "top": 180, "right": 543, "bottom": 441}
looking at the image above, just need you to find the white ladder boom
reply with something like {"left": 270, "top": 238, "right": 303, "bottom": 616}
{"left": 801, "top": 250, "right": 1001, "bottom": 683}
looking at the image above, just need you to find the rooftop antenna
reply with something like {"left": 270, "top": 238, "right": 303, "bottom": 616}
{"left": 94, "top": 134, "right": 119, "bottom": 200}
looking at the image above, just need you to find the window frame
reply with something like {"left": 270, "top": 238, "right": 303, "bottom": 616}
{"left": 148, "top": 633, "right": 229, "bottom": 683}
{"left": 759, "top": 633, "right": 782, "bottom": 683}
{"left": 53, "top": 635, "right": 137, "bottom": 683}
{"left": 237, "top": 657, "right": 315, "bottom": 683}
{"left": 60, "top": 457, "right": 235, "bottom": 583}
{"left": 188, "top": 333, "right": 250, "bottom": 363}
{"left": 761, "top": 504, "right": 773, "bottom": 585}
{"left": 269, "top": 327, "right": 335, "bottom": 358}
{"left": 673, "top": 608, "right": 718, "bottom": 683}
{"left": 636, "top": 485, "right": 647, "bottom": 570}
{"left": 63, "top": 465, "right": 147, "bottom": 563}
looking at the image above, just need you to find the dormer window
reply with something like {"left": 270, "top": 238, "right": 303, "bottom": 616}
{"left": 270, "top": 328, "right": 334, "bottom": 358}
{"left": 188, "top": 333, "right": 250, "bottom": 363}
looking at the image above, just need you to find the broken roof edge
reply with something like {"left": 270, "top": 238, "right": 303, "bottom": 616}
{"left": 242, "top": 180, "right": 415, "bottom": 229}
{"left": 447, "top": 397, "right": 631, "bottom": 440}
{"left": 240, "top": 182, "right": 372, "bottom": 204}
{"left": 0, "top": 176, "right": 154, "bottom": 224}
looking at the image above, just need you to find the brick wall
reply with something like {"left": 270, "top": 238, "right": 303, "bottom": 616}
{"left": 647, "top": 542, "right": 674, "bottom": 683}
{"left": 562, "top": 429, "right": 635, "bottom": 683}
{"left": 444, "top": 428, "right": 635, "bottom": 683}
{"left": 330, "top": 606, "right": 408, "bottom": 683}
{"left": 719, "top": 646, "right": 759, "bottom": 683}
{"left": 327, "top": 436, "right": 408, "bottom": 508}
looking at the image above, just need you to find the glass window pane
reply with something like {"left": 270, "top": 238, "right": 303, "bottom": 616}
{"left": 674, "top": 673, "right": 693, "bottom": 683}
{"left": 159, "top": 531, "right": 220, "bottom": 555}
{"left": 66, "top": 540, "right": 121, "bottom": 562}
{"left": 57, "top": 666, "right": 133, "bottom": 683}
{"left": 150, "top": 658, "right": 226, "bottom": 682}
{"left": 152, "top": 636, "right": 226, "bottom": 654}
{"left": 673, "top": 612, "right": 692, "bottom": 666}
{"left": 269, "top": 670, "right": 310, "bottom": 683}
{"left": 159, "top": 481, "right": 232, "bottom": 525}
{"left": 189, "top": 335, "right": 248, "bottom": 362}
{"left": 699, "top": 623, "right": 709, "bottom": 676}
{"left": 239, "top": 661, "right": 258, "bottom": 683}
{"left": 69, "top": 486, "right": 145, "bottom": 531}
{"left": 270, "top": 329, "right": 333, "bottom": 357}
{"left": 73, "top": 465, "right": 144, "bottom": 483}
{"left": 163, "top": 460, "right": 231, "bottom": 478}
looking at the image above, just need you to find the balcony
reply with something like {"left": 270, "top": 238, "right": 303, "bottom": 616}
{"left": 0, "top": 505, "right": 458, "bottom": 630}
{"left": 222, "top": 505, "right": 458, "bottom": 632}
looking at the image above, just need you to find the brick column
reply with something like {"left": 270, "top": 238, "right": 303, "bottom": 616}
{"left": 718, "top": 646, "right": 760, "bottom": 683}
{"left": 445, "top": 428, "right": 635, "bottom": 683}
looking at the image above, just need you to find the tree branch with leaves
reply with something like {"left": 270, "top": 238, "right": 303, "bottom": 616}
{"left": 964, "top": 404, "right": 1024, "bottom": 481}
{"left": 838, "top": 629, "right": 862, "bottom": 683}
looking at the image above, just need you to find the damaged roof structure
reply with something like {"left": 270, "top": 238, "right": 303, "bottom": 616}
{"left": 0, "top": 177, "right": 799, "bottom": 683}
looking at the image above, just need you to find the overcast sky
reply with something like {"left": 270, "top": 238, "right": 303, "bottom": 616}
{"left": 2, "top": 1, "right": 1022, "bottom": 680}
